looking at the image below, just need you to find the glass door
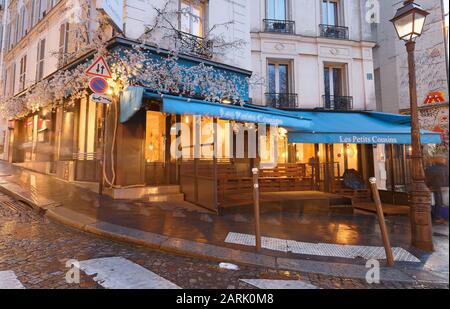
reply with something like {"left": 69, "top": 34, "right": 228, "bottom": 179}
{"left": 145, "top": 111, "right": 178, "bottom": 186}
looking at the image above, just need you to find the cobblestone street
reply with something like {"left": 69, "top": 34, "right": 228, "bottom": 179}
{"left": 0, "top": 193, "right": 447, "bottom": 289}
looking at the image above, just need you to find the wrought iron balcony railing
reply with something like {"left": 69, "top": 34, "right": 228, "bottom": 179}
{"left": 266, "top": 93, "right": 299, "bottom": 109}
{"left": 319, "top": 24, "right": 349, "bottom": 40}
{"left": 322, "top": 95, "right": 353, "bottom": 111}
{"left": 263, "top": 19, "right": 295, "bottom": 34}
{"left": 174, "top": 30, "right": 214, "bottom": 59}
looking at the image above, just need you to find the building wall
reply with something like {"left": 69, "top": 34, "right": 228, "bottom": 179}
{"left": 124, "top": 0, "right": 251, "bottom": 71}
{"left": 0, "top": 0, "right": 252, "bottom": 100}
{"left": 373, "top": 0, "right": 449, "bottom": 112}
{"left": 249, "top": 0, "right": 377, "bottom": 110}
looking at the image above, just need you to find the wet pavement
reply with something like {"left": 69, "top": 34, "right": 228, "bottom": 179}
{"left": 0, "top": 161, "right": 448, "bottom": 281}
{"left": 0, "top": 191, "right": 447, "bottom": 289}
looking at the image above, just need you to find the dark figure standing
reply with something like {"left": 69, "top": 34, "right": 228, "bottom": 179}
{"left": 425, "top": 156, "right": 449, "bottom": 224}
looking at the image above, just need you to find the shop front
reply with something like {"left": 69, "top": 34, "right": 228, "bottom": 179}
{"left": 4, "top": 39, "right": 442, "bottom": 216}
{"left": 287, "top": 111, "right": 442, "bottom": 202}
{"left": 111, "top": 90, "right": 311, "bottom": 212}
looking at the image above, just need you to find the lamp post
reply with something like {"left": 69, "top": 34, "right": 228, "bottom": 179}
{"left": 391, "top": 1, "right": 433, "bottom": 251}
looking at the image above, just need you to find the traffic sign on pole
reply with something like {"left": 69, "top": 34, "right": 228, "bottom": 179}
{"left": 90, "top": 93, "right": 113, "bottom": 105}
{"left": 89, "top": 77, "right": 109, "bottom": 94}
{"left": 86, "top": 55, "right": 112, "bottom": 79}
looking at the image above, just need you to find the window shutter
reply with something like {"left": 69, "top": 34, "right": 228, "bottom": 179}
{"left": 40, "top": 39, "right": 45, "bottom": 79}
{"left": 12, "top": 62, "right": 16, "bottom": 95}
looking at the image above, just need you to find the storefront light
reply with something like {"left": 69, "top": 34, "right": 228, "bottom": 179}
{"left": 278, "top": 127, "right": 288, "bottom": 138}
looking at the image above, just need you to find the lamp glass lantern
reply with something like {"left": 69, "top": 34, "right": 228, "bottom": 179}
{"left": 390, "top": 1, "right": 429, "bottom": 41}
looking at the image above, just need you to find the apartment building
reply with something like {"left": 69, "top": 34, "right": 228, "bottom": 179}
{"left": 250, "top": 0, "right": 376, "bottom": 111}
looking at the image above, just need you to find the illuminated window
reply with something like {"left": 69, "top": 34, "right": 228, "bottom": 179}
{"left": 145, "top": 111, "right": 166, "bottom": 163}
{"left": 333, "top": 144, "right": 359, "bottom": 176}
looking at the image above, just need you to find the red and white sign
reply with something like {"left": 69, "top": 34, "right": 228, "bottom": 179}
{"left": 86, "top": 55, "right": 112, "bottom": 79}
{"left": 89, "top": 77, "right": 109, "bottom": 94}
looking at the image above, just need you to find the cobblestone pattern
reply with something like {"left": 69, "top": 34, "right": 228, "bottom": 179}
{"left": 0, "top": 193, "right": 448, "bottom": 289}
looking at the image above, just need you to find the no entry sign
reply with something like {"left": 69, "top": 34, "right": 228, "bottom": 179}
{"left": 89, "top": 77, "right": 109, "bottom": 94}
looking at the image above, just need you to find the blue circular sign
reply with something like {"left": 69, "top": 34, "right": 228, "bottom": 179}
{"left": 89, "top": 77, "right": 109, "bottom": 94}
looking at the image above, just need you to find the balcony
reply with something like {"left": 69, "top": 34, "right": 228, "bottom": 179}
{"left": 319, "top": 24, "right": 349, "bottom": 40}
{"left": 263, "top": 19, "right": 295, "bottom": 34}
{"left": 322, "top": 95, "right": 353, "bottom": 111}
{"left": 266, "top": 93, "right": 299, "bottom": 109}
{"left": 174, "top": 30, "right": 214, "bottom": 59}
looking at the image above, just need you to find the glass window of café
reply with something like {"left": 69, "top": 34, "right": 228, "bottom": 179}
{"left": 76, "top": 96, "right": 104, "bottom": 160}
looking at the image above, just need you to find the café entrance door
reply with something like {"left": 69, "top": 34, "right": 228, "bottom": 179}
{"left": 144, "top": 111, "right": 178, "bottom": 186}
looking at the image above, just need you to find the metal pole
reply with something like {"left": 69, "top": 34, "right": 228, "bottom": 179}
{"left": 98, "top": 102, "right": 108, "bottom": 195}
{"left": 369, "top": 178, "right": 395, "bottom": 267}
{"left": 406, "top": 41, "right": 434, "bottom": 252}
{"left": 252, "top": 167, "right": 261, "bottom": 251}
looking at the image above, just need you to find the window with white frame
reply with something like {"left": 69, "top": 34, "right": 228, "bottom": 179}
{"left": 19, "top": 55, "right": 27, "bottom": 92}
{"left": 58, "top": 22, "right": 69, "bottom": 66}
{"left": 18, "top": 6, "right": 25, "bottom": 42}
{"left": 266, "top": 0, "right": 288, "bottom": 20}
{"left": 322, "top": 0, "right": 341, "bottom": 26}
{"left": 4, "top": 23, "right": 10, "bottom": 52}
{"left": 324, "top": 63, "right": 347, "bottom": 97}
{"left": 36, "top": 38, "right": 46, "bottom": 81}
{"left": 6, "top": 63, "right": 16, "bottom": 96}
{"left": 180, "top": 0, "right": 206, "bottom": 37}
{"left": 32, "top": 0, "right": 40, "bottom": 26}
{"left": 39, "top": 0, "right": 47, "bottom": 19}
{"left": 268, "top": 61, "right": 292, "bottom": 94}
{"left": 0, "top": 25, "right": 3, "bottom": 52}
{"left": 12, "top": 16, "right": 18, "bottom": 47}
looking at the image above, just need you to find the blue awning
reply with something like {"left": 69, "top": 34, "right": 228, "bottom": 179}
{"left": 288, "top": 111, "right": 442, "bottom": 145}
{"left": 119, "top": 86, "right": 145, "bottom": 123}
{"left": 160, "top": 94, "right": 311, "bottom": 130}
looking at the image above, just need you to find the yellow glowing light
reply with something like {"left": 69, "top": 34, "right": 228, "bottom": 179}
{"left": 185, "top": 116, "right": 190, "bottom": 124}
{"left": 146, "top": 159, "right": 151, "bottom": 163}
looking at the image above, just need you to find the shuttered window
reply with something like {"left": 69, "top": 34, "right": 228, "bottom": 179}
{"left": 19, "top": 55, "right": 27, "bottom": 91}
{"left": 36, "top": 39, "right": 46, "bottom": 81}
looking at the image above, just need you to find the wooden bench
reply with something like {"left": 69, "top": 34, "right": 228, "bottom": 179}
{"left": 217, "top": 163, "right": 314, "bottom": 207}
{"left": 336, "top": 188, "right": 373, "bottom": 204}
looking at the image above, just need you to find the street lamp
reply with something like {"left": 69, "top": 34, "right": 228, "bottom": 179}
{"left": 391, "top": 1, "right": 433, "bottom": 251}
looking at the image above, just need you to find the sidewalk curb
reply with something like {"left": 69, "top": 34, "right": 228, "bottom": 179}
{"left": 0, "top": 178, "right": 448, "bottom": 285}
